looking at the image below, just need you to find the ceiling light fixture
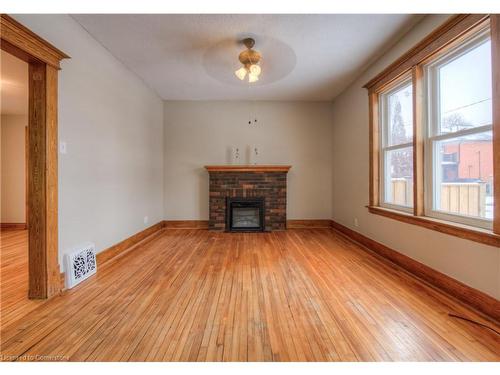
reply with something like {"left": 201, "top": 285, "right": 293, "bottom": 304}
{"left": 234, "top": 38, "right": 262, "bottom": 83}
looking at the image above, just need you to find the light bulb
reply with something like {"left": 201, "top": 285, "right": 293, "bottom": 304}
{"left": 249, "top": 64, "right": 261, "bottom": 76}
{"left": 248, "top": 73, "right": 259, "bottom": 83}
{"left": 234, "top": 67, "right": 247, "bottom": 80}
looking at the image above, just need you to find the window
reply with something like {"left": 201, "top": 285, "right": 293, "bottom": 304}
{"left": 425, "top": 30, "right": 493, "bottom": 229}
{"left": 365, "top": 14, "right": 500, "bottom": 247}
{"left": 379, "top": 80, "right": 414, "bottom": 210}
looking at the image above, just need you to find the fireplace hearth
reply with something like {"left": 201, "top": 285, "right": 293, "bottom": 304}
{"left": 227, "top": 197, "right": 264, "bottom": 232}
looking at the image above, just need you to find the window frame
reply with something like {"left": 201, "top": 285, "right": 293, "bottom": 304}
{"left": 379, "top": 76, "right": 414, "bottom": 213}
{"left": 424, "top": 28, "right": 493, "bottom": 230}
{"left": 364, "top": 14, "right": 500, "bottom": 247}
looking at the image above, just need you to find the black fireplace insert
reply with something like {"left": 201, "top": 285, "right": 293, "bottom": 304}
{"left": 226, "top": 197, "right": 265, "bottom": 232}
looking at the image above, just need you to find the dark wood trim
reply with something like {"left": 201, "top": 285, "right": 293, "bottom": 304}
{"left": 287, "top": 220, "right": 332, "bottom": 229}
{"left": 0, "top": 223, "right": 27, "bottom": 230}
{"left": 25, "top": 126, "right": 29, "bottom": 229}
{"left": 367, "top": 205, "right": 500, "bottom": 248}
{"left": 330, "top": 219, "right": 500, "bottom": 323}
{"left": 0, "top": 14, "right": 69, "bottom": 69}
{"left": 363, "top": 14, "right": 489, "bottom": 92}
{"left": 492, "top": 15, "right": 500, "bottom": 234}
{"left": 2, "top": 14, "right": 69, "bottom": 299}
{"left": 28, "top": 62, "right": 48, "bottom": 299}
{"left": 96, "top": 222, "right": 165, "bottom": 266}
{"left": 164, "top": 220, "right": 209, "bottom": 229}
{"left": 205, "top": 165, "right": 291, "bottom": 173}
{"left": 27, "top": 63, "right": 63, "bottom": 298}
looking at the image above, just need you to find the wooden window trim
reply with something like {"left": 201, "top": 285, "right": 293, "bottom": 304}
{"left": 367, "top": 205, "right": 500, "bottom": 248}
{"left": 366, "top": 14, "right": 500, "bottom": 246}
{"left": 1, "top": 14, "right": 69, "bottom": 298}
{"left": 369, "top": 92, "right": 380, "bottom": 207}
{"left": 363, "top": 14, "right": 489, "bottom": 92}
{"left": 378, "top": 75, "right": 414, "bottom": 213}
{"left": 493, "top": 15, "right": 500, "bottom": 234}
{"left": 412, "top": 65, "right": 425, "bottom": 216}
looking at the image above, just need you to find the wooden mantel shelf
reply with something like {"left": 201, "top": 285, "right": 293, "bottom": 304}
{"left": 205, "top": 165, "right": 291, "bottom": 173}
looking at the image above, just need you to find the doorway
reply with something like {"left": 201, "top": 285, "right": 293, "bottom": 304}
{"left": 0, "top": 49, "right": 32, "bottom": 323}
{"left": 1, "top": 14, "right": 68, "bottom": 304}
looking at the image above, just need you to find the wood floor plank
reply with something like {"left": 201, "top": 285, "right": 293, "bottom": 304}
{"left": 0, "top": 230, "right": 47, "bottom": 328}
{"left": 1, "top": 228, "right": 499, "bottom": 362}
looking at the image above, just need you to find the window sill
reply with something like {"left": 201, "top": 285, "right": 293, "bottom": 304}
{"left": 366, "top": 205, "right": 500, "bottom": 248}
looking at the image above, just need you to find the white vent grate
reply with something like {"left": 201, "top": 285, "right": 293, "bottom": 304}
{"left": 64, "top": 242, "right": 97, "bottom": 289}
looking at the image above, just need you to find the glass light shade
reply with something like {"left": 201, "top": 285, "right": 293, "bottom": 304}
{"left": 234, "top": 67, "right": 247, "bottom": 80}
{"left": 248, "top": 73, "right": 259, "bottom": 83}
{"left": 249, "top": 64, "right": 261, "bottom": 76}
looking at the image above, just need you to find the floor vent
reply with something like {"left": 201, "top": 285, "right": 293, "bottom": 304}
{"left": 64, "top": 242, "right": 97, "bottom": 289}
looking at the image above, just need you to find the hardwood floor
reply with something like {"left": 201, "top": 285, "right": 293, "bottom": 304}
{"left": 0, "top": 230, "right": 46, "bottom": 327}
{"left": 1, "top": 228, "right": 499, "bottom": 361}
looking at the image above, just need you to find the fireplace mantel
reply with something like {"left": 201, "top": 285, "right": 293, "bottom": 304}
{"left": 205, "top": 165, "right": 291, "bottom": 173}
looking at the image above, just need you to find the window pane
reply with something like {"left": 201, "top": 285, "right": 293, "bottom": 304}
{"left": 434, "top": 131, "right": 493, "bottom": 220}
{"left": 387, "top": 84, "right": 413, "bottom": 146}
{"left": 439, "top": 40, "right": 492, "bottom": 133}
{"left": 384, "top": 147, "right": 414, "bottom": 207}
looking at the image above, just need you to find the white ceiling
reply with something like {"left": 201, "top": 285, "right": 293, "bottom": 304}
{"left": 1, "top": 50, "right": 28, "bottom": 115}
{"left": 73, "top": 14, "right": 423, "bottom": 101}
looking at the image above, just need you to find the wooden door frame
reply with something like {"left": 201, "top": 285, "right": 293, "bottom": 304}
{"left": 1, "top": 14, "right": 69, "bottom": 298}
{"left": 25, "top": 126, "right": 29, "bottom": 229}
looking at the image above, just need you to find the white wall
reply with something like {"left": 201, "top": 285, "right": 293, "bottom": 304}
{"left": 331, "top": 15, "right": 500, "bottom": 299}
{"left": 12, "top": 15, "right": 164, "bottom": 268}
{"left": 164, "top": 101, "right": 333, "bottom": 220}
{"left": 1, "top": 115, "right": 27, "bottom": 223}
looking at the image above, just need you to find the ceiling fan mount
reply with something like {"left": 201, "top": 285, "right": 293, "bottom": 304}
{"left": 242, "top": 37, "right": 255, "bottom": 49}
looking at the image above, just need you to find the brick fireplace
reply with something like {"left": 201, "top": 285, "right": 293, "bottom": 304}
{"left": 205, "top": 165, "right": 291, "bottom": 231}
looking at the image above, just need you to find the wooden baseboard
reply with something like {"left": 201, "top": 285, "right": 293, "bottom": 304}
{"left": 96, "top": 221, "right": 165, "bottom": 266}
{"left": 287, "top": 219, "right": 332, "bottom": 229}
{"left": 164, "top": 220, "right": 209, "bottom": 229}
{"left": 1, "top": 223, "right": 27, "bottom": 230}
{"left": 330, "top": 219, "right": 500, "bottom": 323}
{"left": 163, "top": 220, "right": 333, "bottom": 230}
